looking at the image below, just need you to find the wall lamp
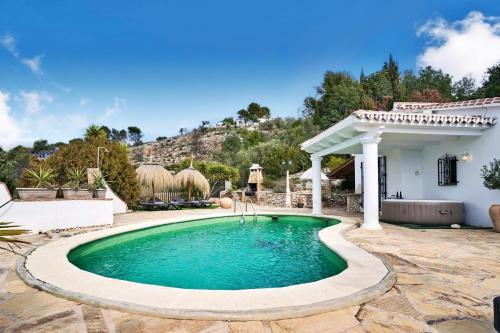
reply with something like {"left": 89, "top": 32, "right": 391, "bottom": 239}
{"left": 461, "top": 151, "right": 471, "bottom": 162}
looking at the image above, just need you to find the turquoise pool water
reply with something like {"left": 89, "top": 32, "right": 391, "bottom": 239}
{"left": 68, "top": 215, "right": 347, "bottom": 290}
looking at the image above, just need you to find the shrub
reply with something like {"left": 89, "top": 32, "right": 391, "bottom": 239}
{"left": 20, "top": 138, "right": 141, "bottom": 207}
{"left": 65, "top": 167, "right": 88, "bottom": 189}
{"left": 481, "top": 158, "right": 500, "bottom": 190}
{"left": 24, "top": 166, "right": 56, "bottom": 188}
{"left": 272, "top": 179, "right": 286, "bottom": 193}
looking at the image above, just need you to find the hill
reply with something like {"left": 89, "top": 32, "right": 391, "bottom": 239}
{"left": 129, "top": 126, "right": 227, "bottom": 167}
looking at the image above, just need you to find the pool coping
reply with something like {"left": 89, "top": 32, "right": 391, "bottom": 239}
{"left": 17, "top": 212, "right": 397, "bottom": 321}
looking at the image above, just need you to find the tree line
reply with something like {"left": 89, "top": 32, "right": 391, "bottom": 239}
{"left": 303, "top": 56, "right": 500, "bottom": 129}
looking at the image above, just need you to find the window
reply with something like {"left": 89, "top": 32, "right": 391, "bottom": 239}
{"left": 438, "top": 154, "right": 458, "bottom": 186}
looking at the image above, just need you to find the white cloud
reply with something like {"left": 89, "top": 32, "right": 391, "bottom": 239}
{"left": 18, "top": 90, "right": 53, "bottom": 114}
{"left": 417, "top": 11, "right": 500, "bottom": 83}
{"left": 0, "top": 34, "right": 18, "bottom": 56}
{"left": 0, "top": 91, "right": 22, "bottom": 150}
{"left": 0, "top": 33, "right": 45, "bottom": 76}
{"left": 101, "top": 97, "right": 126, "bottom": 120}
{"left": 79, "top": 97, "right": 89, "bottom": 107}
{"left": 21, "top": 55, "right": 44, "bottom": 76}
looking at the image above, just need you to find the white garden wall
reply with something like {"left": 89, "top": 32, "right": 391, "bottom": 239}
{"left": 0, "top": 184, "right": 114, "bottom": 233}
{"left": 105, "top": 183, "right": 128, "bottom": 214}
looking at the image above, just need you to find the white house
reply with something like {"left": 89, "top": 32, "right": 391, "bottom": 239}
{"left": 301, "top": 97, "right": 500, "bottom": 229}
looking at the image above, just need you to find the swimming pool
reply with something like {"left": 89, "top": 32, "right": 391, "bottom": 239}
{"left": 21, "top": 213, "right": 395, "bottom": 320}
{"left": 68, "top": 215, "right": 347, "bottom": 290}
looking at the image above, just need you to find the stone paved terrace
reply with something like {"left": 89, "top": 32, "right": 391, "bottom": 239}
{"left": 0, "top": 207, "right": 499, "bottom": 333}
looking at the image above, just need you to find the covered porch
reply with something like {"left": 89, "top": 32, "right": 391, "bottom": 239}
{"left": 301, "top": 111, "right": 496, "bottom": 229}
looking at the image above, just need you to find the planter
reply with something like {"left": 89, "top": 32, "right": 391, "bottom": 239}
{"left": 489, "top": 204, "right": 500, "bottom": 232}
{"left": 62, "top": 188, "right": 93, "bottom": 199}
{"left": 94, "top": 188, "right": 107, "bottom": 199}
{"left": 220, "top": 197, "right": 233, "bottom": 209}
{"left": 17, "top": 188, "right": 57, "bottom": 200}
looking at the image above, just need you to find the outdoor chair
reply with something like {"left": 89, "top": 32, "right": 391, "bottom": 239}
{"left": 139, "top": 198, "right": 167, "bottom": 210}
{"left": 171, "top": 197, "right": 190, "bottom": 208}
{"left": 165, "top": 200, "right": 183, "bottom": 210}
{"left": 198, "top": 198, "right": 212, "bottom": 208}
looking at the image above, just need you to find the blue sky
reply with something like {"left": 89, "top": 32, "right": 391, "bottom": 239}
{"left": 1, "top": 0, "right": 500, "bottom": 148}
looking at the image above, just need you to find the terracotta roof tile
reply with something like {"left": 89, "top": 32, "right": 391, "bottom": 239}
{"left": 354, "top": 110, "right": 497, "bottom": 127}
{"left": 393, "top": 97, "right": 500, "bottom": 111}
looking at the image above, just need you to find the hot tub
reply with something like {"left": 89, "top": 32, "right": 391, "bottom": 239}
{"left": 382, "top": 199, "right": 465, "bottom": 225}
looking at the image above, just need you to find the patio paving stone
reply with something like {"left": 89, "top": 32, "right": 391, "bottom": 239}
{"left": 0, "top": 206, "right": 498, "bottom": 332}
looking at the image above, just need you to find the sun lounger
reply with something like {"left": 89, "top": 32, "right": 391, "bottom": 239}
{"left": 139, "top": 199, "right": 167, "bottom": 210}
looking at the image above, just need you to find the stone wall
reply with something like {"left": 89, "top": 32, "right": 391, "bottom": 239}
{"left": 347, "top": 193, "right": 362, "bottom": 213}
{"left": 256, "top": 191, "right": 313, "bottom": 208}
{"left": 222, "top": 189, "right": 354, "bottom": 210}
{"left": 322, "top": 192, "right": 350, "bottom": 207}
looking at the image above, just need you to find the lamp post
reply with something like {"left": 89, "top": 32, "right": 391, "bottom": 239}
{"left": 97, "top": 147, "right": 109, "bottom": 170}
{"left": 283, "top": 160, "right": 292, "bottom": 207}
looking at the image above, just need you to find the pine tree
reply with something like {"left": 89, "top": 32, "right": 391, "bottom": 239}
{"left": 383, "top": 54, "right": 401, "bottom": 101}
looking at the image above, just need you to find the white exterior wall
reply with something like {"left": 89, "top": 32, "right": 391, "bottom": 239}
{"left": 105, "top": 183, "right": 128, "bottom": 214}
{"left": 399, "top": 150, "right": 423, "bottom": 199}
{"left": 385, "top": 149, "right": 401, "bottom": 198}
{"left": 354, "top": 122, "right": 498, "bottom": 227}
{"left": 355, "top": 148, "right": 424, "bottom": 200}
{"left": 421, "top": 134, "right": 500, "bottom": 227}
{"left": 418, "top": 106, "right": 500, "bottom": 227}
{"left": 354, "top": 154, "right": 363, "bottom": 194}
{"left": 0, "top": 183, "right": 11, "bottom": 205}
{"left": 0, "top": 200, "right": 113, "bottom": 233}
{"left": 0, "top": 183, "right": 114, "bottom": 233}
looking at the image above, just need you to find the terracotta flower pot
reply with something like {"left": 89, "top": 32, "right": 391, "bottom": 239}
{"left": 94, "top": 189, "right": 107, "bottom": 199}
{"left": 220, "top": 197, "right": 233, "bottom": 209}
{"left": 17, "top": 188, "right": 57, "bottom": 200}
{"left": 489, "top": 204, "right": 500, "bottom": 232}
{"left": 62, "top": 188, "right": 93, "bottom": 199}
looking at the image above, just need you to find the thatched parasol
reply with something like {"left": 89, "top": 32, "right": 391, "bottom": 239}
{"left": 175, "top": 161, "right": 210, "bottom": 201}
{"left": 136, "top": 147, "right": 176, "bottom": 200}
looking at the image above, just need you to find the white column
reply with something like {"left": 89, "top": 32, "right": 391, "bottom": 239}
{"left": 360, "top": 137, "right": 382, "bottom": 229}
{"left": 285, "top": 169, "right": 291, "bottom": 207}
{"left": 311, "top": 155, "right": 323, "bottom": 215}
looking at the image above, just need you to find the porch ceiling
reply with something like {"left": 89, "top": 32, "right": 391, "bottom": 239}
{"left": 301, "top": 110, "right": 497, "bottom": 157}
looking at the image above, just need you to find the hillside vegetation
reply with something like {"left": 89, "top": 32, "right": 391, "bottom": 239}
{"left": 2, "top": 57, "right": 499, "bottom": 196}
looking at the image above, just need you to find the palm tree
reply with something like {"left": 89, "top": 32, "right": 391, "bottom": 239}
{"left": 85, "top": 125, "right": 107, "bottom": 141}
{"left": 0, "top": 222, "right": 29, "bottom": 255}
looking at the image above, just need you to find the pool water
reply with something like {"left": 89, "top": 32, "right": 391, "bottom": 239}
{"left": 68, "top": 215, "right": 347, "bottom": 290}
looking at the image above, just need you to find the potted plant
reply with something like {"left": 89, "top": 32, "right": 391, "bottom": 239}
{"left": 480, "top": 158, "right": 500, "bottom": 232}
{"left": 90, "top": 172, "right": 108, "bottom": 199}
{"left": 62, "top": 167, "right": 93, "bottom": 199}
{"left": 17, "top": 166, "right": 57, "bottom": 200}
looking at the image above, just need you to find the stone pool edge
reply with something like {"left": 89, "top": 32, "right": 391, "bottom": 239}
{"left": 17, "top": 213, "right": 397, "bottom": 321}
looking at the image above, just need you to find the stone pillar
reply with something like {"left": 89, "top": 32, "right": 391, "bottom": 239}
{"left": 311, "top": 155, "right": 323, "bottom": 215}
{"left": 87, "top": 168, "right": 100, "bottom": 185}
{"left": 360, "top": 137, "right": 382, "bottom": 230}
